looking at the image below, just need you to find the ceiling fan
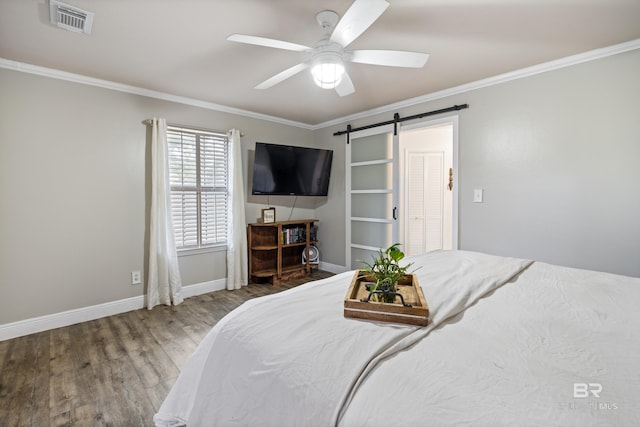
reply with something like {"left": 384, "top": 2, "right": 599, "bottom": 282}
{"left": 227, "top": 0, "right": 429, "bottom": 96}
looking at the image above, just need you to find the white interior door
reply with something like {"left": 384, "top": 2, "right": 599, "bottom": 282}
{"left": 405, "top": 151, "right": 445, "bottom": 253}
{"left": 399, "top": 118, "right": 457, "bottom": 255}
{"left": 346, "top": 126, "right": 399, "bottom": 269}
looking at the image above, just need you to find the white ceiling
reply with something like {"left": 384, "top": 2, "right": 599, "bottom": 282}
{"left": 2, "top": 0, "right": 640, "bottom": 126}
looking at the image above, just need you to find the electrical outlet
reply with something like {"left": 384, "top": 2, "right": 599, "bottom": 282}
{"left": 131, "top": 271, "right": 141, "bottom": 285}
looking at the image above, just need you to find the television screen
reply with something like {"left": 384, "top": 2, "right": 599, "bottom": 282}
{"left": 252, "top": 142, "right": 333, "bottom": 196}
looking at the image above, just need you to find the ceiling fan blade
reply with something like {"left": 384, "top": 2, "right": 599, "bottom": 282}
{"left": 255, "top": 62, "right": 310, "bottom": 90}
{"left": 227, "top": 34, "right": 310, "bottom": 52}
{"left": 330, "top": 0, "right": 389, "bottom": 48}
{"left": 350, "top": 50, "right": 429, "bottom": 68}
{"left": 335, "top": 72, "right": 355, "bottom": 97}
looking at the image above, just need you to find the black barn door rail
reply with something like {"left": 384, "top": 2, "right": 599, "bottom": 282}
{"left": 334, "top": 104, "right": 469, "bottom": 143}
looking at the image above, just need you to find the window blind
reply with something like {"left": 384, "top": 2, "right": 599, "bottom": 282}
{"left": 167, "top": 127, "right": 228, "bottom": 249}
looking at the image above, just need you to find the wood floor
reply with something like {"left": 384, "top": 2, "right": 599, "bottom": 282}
{"left": 0, "top": 270, "right": 334, "bottom": 427}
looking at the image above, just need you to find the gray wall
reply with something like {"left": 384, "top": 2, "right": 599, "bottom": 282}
{"left": 315, "top": 48, "right": 640, "bottom": 277}
{"left": 1, "top": 47, "right": 639, "bottom": 326}
{"left": 0, "top": 68, "right": 314, "bottom": 324}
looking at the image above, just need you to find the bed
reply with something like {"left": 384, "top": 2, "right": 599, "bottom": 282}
{"left": 154, "top": 250, "right": 640, "bottom": 426}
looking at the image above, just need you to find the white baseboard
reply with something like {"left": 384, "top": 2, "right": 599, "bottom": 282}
{"left": 0, "top": 278, "right": 227, "bottom": 341}
{"left": 181, "top": 278, "right": 227, "bottom": 298}
{"left": 319, "top": 261, "right": 349, "bottom": 274}
{"left": 0, "top": 270, "right": 351, "bottom": 341}
{"left": 0, "top": 295, "right": 145, "bottom": 342}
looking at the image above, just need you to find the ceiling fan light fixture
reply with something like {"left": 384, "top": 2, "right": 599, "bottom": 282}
{"left": 228, "top": 0, "right": 428, "bottom": 95}
{"left": 311, "top": 52, "right": 345, "bottom": 89}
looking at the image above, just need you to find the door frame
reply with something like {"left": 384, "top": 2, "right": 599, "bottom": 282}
{"left": 398, "top": 115, "right": 459, "bottom": 250}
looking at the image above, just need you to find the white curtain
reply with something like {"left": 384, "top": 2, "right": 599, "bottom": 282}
{"left": 226, "top": 129, "right": 248, "bottom": 290}
{"left": 147, "top": 118, "right": 183, "bottom": 309}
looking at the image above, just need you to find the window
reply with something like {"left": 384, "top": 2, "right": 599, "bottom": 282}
{"left": 167, "top": 126, "right": 228, "bottom": 250}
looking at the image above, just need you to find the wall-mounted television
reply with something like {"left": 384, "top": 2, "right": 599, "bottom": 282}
{"left": 251, "top": 142, "right": 333, "bottom": 196}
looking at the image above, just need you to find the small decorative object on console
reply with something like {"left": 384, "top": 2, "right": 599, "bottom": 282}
{"left": 261, "top": 207, "right": 276, "bottom": 224}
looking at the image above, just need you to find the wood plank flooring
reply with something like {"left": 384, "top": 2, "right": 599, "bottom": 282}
{"left": 0, "top": 270, "right": 334, "bottom": 426}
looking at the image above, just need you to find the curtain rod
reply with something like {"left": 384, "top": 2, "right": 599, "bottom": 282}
{"left": 333, "top": 104, "right": 468, "bottom": 143}
{"left": 141, "top": 119, "right": 244, "bottom": 137}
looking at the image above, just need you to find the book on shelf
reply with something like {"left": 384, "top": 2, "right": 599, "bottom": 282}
{"left": 281, "top": 227, "right": 307, "bottom": 244}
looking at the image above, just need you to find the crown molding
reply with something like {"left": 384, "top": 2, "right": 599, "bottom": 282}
{"left": 313, "top": 38, "right": 640, "bottom": 130}
{"left": 0, "top": 58, "right": 315, "bottom": 130}
{"left": 2, "top": 38, "right": 639, "bottom": 131}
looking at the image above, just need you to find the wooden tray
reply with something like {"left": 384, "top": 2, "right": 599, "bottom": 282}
{"left": 344, "top": 270, "right": 429, "bottom": 326}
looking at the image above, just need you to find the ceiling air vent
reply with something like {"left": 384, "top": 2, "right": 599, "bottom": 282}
{"left": 49, "top": 0, "right": 94, "bottom": 34}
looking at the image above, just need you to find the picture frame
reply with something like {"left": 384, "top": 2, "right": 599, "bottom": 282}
{"left": 261, "top": 207, "right": 276, "bottom": 224}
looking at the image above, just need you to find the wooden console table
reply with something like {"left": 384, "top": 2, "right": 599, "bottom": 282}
{"left": 247, "top": 219, "right": 318, "bottom": 285}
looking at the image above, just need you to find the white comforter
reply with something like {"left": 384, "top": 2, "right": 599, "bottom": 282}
{"left": 154, "top": 251, "right": 640, "bottom": 426}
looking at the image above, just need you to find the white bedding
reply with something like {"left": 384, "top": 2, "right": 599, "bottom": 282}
{"left": 154, "top": 251, "right": 640, "bottom": 426}
{"left": 341, "top": 261, "right": 640, "bottom": 426}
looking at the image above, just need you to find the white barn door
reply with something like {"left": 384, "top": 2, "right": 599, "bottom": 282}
{"left": 345, "top": 126, "right": 399, "bottom": 269}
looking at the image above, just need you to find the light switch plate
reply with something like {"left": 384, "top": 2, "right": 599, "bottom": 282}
{"left": 473, "top": 189, "right": 483, "bottom": 203}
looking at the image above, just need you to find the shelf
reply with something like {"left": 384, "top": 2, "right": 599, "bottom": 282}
{"left": 282, "top": 264, "right": 310, "bottom": 274}
{"left": 283, "top": 240, "right": 318, "bottom": 248}
{"left": 351, "top": 159, "right": 392, "bottom": 167}
{"left": 252, "top": 245, "right": 278, "bottom": 250}
{"left": 350, "top": 217, "right": 394, "bottom": 224}
{"left": 251, "top": 219, "right": 319, "bottom": 227}
{"left": 252, "top": 268, "right": 277, "bottom": 278}
{"left": 247, "top": 219, "right": 318, "bottom": 285}
{"left": 351, "top": 189, "right": 393, "bottom": 194}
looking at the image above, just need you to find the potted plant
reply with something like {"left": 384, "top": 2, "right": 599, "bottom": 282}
{"left": 359, "top": 243, "right": 416, "bottom": 303}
